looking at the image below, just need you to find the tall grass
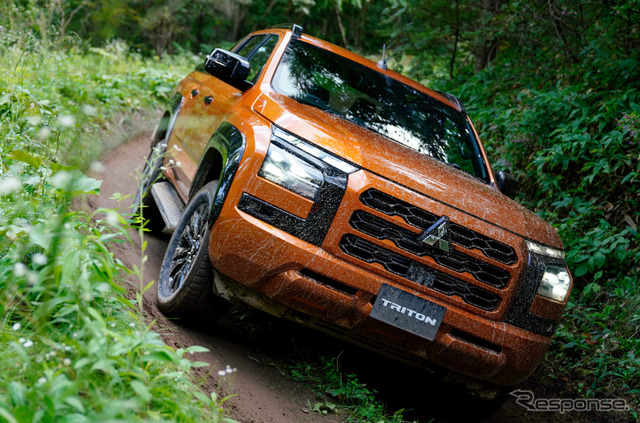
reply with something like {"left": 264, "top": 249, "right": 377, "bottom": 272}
{"left": 0, "top": 29, "right": 236, "bottom": 422}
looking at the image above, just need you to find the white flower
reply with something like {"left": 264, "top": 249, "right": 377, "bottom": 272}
{"left": 106, "top": 212, "right": 120, "bottom": 226}
{"left": 0, "top": 176, "right": 22, "bottom": 195}
{"left": 81, "top": 104, "right": 96, "bottom": 116}
{"left": 63, "top": 358, "right": 71, "bottom": 366}
{"left": 37, "top": 127, "right": 52, "bottom": 139}
{"left": 58, "top": 115, "right": 75, "bottom": 127}
{"left": 26, "top": 115, "right": 42, "bottom": 126}
{"left": 27, "top": 271, "right": 38, "bottom": 285}
{"left": 50, "top": 171, "right": 72, "bottom": 188}
{"left": 175, "top": 161, "right": 181, "bottom": 168}
{"left": 32, "top": 253, "right": 47, "bottom": 266}
{"left": 219, "top": 365, "right": 237, "bottom": 377}
{"left": 24, "top": 174, "right": 41, "bottom": 185}
{"left": 26, "top": 271, "right": 38, "bottom": 286}
{"left": 38, "top": 377, "right": 47, "bottom": 384}
{"left": 89, "top": 161, "right": 106, "bottom": 174}
{"left": 13, "top": 263, "right": 27, "bottom": 277}
{"left": 12, "top": 323, "right": 21, "bottom": 331}
{"left": 22, "top": 339, "right": 33, "bottom": 348}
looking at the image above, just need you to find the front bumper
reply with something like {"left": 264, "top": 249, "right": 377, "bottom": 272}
{"left": 207, "top": 181, "right": 553, "bottom": 387}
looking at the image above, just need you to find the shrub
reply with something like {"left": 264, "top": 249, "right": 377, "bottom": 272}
{"left": 0, "top": 30, "right": 234, "bottom": 422}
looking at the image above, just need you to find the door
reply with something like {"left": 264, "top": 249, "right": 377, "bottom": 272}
{"left": 167, "top": 34, "right": 280, "bottom": 198}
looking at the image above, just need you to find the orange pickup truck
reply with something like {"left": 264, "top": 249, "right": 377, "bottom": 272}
{"left": 135, "top": 25, "right": 572, "bottom": 403}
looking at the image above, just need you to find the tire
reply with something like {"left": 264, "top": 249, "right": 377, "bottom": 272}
{"left": 156, "top": 181, "right": 229, "bottom": 322}
{"left": 132, "top": 140, "right": 167, "bottom": 232}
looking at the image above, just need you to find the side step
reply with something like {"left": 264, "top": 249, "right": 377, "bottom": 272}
{"left": 150, "top": 181, "right": 185, "bottom": 233}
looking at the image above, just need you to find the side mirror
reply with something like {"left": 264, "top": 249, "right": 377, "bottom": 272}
{"left": 204, "top": 49, "right": 251, "bottom": 91}
{"left": 495, "top": 170, "right": 519, "bottom": 200}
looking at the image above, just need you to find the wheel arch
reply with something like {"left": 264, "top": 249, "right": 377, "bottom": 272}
{"left": 189, "top": 121, "right": 246, "bottom": 226}
{"left": 151, "top": 93, "right": 185, "bottom": 148}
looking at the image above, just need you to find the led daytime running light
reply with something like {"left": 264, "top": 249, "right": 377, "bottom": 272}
{"left": 526, "top": 240, "right": 565, "bottom": 259}
{"left": 272, "top": 126, "right": 359, "bottom": 174}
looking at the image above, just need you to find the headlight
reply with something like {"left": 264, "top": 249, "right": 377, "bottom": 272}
{"left": 259, "top": 126, "right": 358, "bottom": 200}
{"left": 537, "top": 265, "right": 571, "bottom": 302}
{"left": 271, "top": 126, "right": 358, "bottom": 174}
{"left": 526, "top": 240, "right": 571, "bottom": 302}
{"left": 259, "top": 143, "right": 324, "bottom": 199}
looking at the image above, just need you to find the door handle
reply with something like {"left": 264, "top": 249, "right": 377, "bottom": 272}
{"left": 204, "top": 95, "right": 213, "bottom": 105}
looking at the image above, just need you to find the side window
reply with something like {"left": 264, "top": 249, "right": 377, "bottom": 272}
{"left": 233, "top": 35, "right": 279, "bottom": 84}
{"left": 234, "top": 35, "right": 266, "bottom": 57}
{"left": 247, "top": 36, "right": 278, "bottom": 83}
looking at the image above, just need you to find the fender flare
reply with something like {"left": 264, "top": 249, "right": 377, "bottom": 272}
{"left": 189, "top": 122, "right": 246, "bottom": 228}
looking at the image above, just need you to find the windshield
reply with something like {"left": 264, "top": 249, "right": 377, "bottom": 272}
{"left": 271, "top": 40, "right": 489, "bottom": 182}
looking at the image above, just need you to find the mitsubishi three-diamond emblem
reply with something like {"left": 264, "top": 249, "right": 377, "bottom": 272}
{"left": 417, "top": 216, "right": 452, "bottom": 253}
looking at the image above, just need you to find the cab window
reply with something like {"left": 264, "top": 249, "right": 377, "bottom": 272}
{"left": 234, "top": 35, "right": 279, "bottom": 83}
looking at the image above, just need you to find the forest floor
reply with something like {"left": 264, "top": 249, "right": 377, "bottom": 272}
{"left": 85, "top": 133, "right": 616, "bottom": 423}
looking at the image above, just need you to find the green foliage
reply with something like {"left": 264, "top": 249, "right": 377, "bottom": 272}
{"left": 382, "top": 0, "right": 484, "bottom": 79}
{"left": 289, "top": 357, "right": 411, "bottom": 422}
{"left": 0, "top": 29, "right": 233, "bottom": 422}
{"left": 551, "top": 277, "right": 640, "bottom": 398}
{"left": 0, "top": 29, "right": 195, "bottom": 167}
{"left": 1, "top": 0, "right": 383, "bottom": 56}
{"left": 321, "top": 358, "right": 408, "bottom": 423}
{"left": 422, "top": 0, "right": 640, "bottom": 407}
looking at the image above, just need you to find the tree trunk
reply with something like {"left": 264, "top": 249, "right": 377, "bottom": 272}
{"left": 473, "top": 0, "right": 503, "bottom": 72}
{"left": 449, "top": 0, "right": 460, "bottom": 78}
{"left": 334, "top": 0, "right": 348, "bottom": 48}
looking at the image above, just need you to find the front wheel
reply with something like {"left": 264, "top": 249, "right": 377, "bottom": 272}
{"left": 156, "top": 181, "right": 228, "bottom": 322}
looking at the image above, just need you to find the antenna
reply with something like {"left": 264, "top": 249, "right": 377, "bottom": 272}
{"left": 377, "top": 44, "right": 387, "bottom": 71}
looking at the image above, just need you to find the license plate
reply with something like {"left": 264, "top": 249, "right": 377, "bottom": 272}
{"left": 370, "top": 284, "right": 446, "bottom": 341}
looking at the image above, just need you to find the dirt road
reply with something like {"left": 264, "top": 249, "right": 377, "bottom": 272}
{"left": 87, "top": 133, "right": 601, "bottom": 423}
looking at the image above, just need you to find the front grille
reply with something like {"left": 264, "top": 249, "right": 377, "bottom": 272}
{"left": 360, "top": 189, "right": 517, "bottom": 265}
{"left": 350, "top": 210, "right": 510, "bottom": 289}
{"left": 335, "top": 189, "right": 521, "bottom": 312}
{"left": 339, "top": 235, "right": 501, "bottom": 311}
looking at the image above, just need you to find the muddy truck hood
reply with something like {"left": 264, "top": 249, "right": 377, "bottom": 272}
{"left": 253, "top": 92, "right": 563, "bottom": 248}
